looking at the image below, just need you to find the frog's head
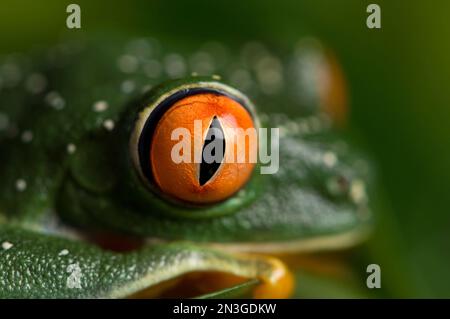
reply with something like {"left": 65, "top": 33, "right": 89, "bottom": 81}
{"left": 61, "top": 74, "right": 372, "bottom": 253}
{"left": 0, "top": 38, "right": 374, "bottom": 298}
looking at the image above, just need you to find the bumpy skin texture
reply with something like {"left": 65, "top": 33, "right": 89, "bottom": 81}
{"left": 0, "top": 225, "right": 273, "bottom": 298}
{"left": 0, "top": 36, "right": 373, "bottom": 297}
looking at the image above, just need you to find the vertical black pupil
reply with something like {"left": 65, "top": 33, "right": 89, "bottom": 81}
{"left": 199, "top": 116, "right": 226, "bottom": 186}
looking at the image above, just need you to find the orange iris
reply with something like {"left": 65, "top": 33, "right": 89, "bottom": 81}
{"left": 150, "top": 93, "right": 256, "bottom": 204}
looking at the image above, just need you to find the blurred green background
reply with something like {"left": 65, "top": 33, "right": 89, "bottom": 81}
{"left": 1, "top": 0, "right": 449, "bottom": 297}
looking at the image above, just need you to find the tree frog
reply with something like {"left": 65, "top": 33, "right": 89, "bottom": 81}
{"left": 0, "top": 36, "right": 373, "bottom": 298}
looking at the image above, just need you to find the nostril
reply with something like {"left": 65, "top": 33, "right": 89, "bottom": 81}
{"left": 326, "top": 174, "right": 350, "bottom": 197}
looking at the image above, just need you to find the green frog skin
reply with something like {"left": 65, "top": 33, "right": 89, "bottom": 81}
{"left": 0, "top": 36, "right": 373, "bottom": 298}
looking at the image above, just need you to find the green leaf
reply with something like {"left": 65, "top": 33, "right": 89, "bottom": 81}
{"left": 293, "top": 269, "right": 370, "bottom": 298}
{"left": 197, "top": 279, "right": 259, "bottom": 299}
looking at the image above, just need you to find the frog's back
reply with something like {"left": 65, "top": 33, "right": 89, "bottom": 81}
{"left": 0, "top": 38, "right": 153, "bottom": 223}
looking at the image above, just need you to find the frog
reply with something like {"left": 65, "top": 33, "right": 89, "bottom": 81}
{"left": 0, "top": 35, "right": 373, "bottom": 298}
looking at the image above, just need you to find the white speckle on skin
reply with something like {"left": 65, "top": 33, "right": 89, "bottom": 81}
{"left": 121, "top": 80, "right": 135, "bottom": 94}
{"left": 103, "top": 119, "right": 115, "bottom": 131}
{"left": 45, "top": 91, "right": 65, "bottom": 110}
{"left": 25, "top": 73, "right": 47, "bottom": 94}
{"left": 126, "top": 38, "right": 152, "bottom": 58}
{"left": 230, "top": 69, "right": 253, "bottom": 91}
{"left": 67, "top": 143, "right": 76, "bottom": 154}
{"left": 140, "top": 84, "right": 153, "bottom": 93}
{"left": 297, "top": 122, "right": 308, "bottom": 134}
{"left": 189, "top": 51, "right": 216, "bottom": 75}
{"left": 255, "top": 55, "right": 283, "bottom": 95}
{"left": 350, "top": 179, "right": 367, "bottom": 204}
{"left": 285, "top": 120, "right": 300, "bottom": 135}
{"left": 308, "top": 116, "right": 323, "bottom": 132}
{"left": 191, "top": 72, "right": 198, "bottom": 77}
{"left": 21, "top": 130, "right": 33, "bottom": 143}
{"left": 143, "top": 59, "right": 162, "bottom": 78}
{"left": 2, "top": 241, "right": 13, "bottom": 250}
{"left": 1, "top": 62, "right": 22, "bottom": 88}
{"left": 117, "top": 55, "right": 139, "bottom": 73}
{"left": 212, "top": 74, "right": 221, "bottom": 80}
{"left": 164, "top": 53, "right": 186, "bottom": 78}
{"left": 0, "top": 113, "right": 9, "bottom": 131}
{"left": 92, "top": 100, "right": 108, "bottom": 112}
{"left": 323, "top": 151, "right": 337, "bottom": 168}
{"left": 15, "top": 179, "right": 27, "bottom": 192}
{"left": 66, "top": 263, "right": 82, "bottom": 289}
{"left": 278, "top": 126, "right": 287, "bottom": 138}
{"left": 241, "top": 41, "right": 268, "bottom": 65}
{"left": 58, "top": 249, "right": 69, "bottom": 256}
{"left": 259, "top": 113, "right": 268, "bottom": 122}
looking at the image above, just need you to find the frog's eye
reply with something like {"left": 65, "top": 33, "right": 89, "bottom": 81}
{"left": 130, "top": 82, "right": 258, "bottom": 205}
